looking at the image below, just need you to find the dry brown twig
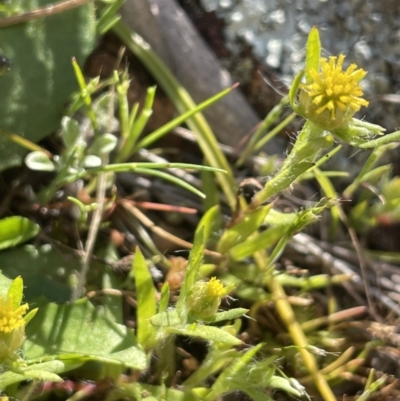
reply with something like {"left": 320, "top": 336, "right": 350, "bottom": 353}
{"left": 0, "top": 0, "right": 95, "bottom": 27}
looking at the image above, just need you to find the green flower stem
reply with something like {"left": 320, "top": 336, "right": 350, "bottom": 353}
{"left": 112, "top": 20, "right": 237, "bottom": 209}
{"left": 269, "top": 278, "right": 336, "bottom": 401}
{"left": 281, "top": 121, "right": 331, "bottom": 170}
{"left": 252, "top": 121, "right": 333, "bottom": 205}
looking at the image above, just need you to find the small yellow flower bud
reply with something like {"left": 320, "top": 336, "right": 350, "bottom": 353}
{"left": 299, "top": 55, "right": 369, "bottom": 130}
{"left": 186, "top": 277, "right": 228, "bottom": 319}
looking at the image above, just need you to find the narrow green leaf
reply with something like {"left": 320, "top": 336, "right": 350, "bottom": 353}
{"left": 183, "top": 349, "right": 239, "bottom": 388}
{"left": 134, "top": 85, "right": 238, "bottom": 152}
{"left": 7, "top": 276, "right": 24, "bottom": 308}
{"left": 112, "top": 21, "right": 237, "bottom": 208}
{"left": 229, "top": 225, "right": 286, "bottom": 261}
{"left": 239, "top": 96, "right": 290, "bottom": 164}
{"left": 238, "top": 387, "right": 275, "bottom": 401}
{"left": 0, "top": 216, "right": 40, "bottom": 250}
{"left": 204, "top": 308, "right": 249, "bottom": 323}
{"left": 165, "top": 325, "right": 242, "bottom": 346}
{"left": 134, "top": 247, "right": 157, "bottom": 349}
{"left": 201, "top": 170, "right": 220, "bottom": 210}
{"left": 217, "top": 204, "right": 272, "bottom": 254}
{"left": 196, "top": 204, "right": 221, "bottom": 244}
{"left": 159, "top": 282, "right": 170, "bottom": 313}
{"left": 71, "top": 57, "right": 98, "bottom": 133}
{"left": 343, "top": 144, "right": 395, "bottom": 198}
{"left": 97, "top": 14, "right": 121, "bottom": 35}
{"left": 359, "top": 130, "right": 400, "bottom": 148}
{"left": 96, "top": 0, "right": 125, "bottom": 35}
{"left": 313, "top": 168, "right": 340, "bottom": 239}
{"left": 118, "top": 86, "right": 156, "bottom": 162}
{"left": 204, "top": 343, "right": 264, "bottom": 401}
{"left": 305, "top": 27, "right": 321, "bottom": 82}
{"left": 134, "top": 168, "right": 206, "bottom": 199}
{"left": 268, "top": 376, "right": 306, "bottom": 398}
{"left": 176, "top": 227, "right": 205, "bottom": 316}
{"left": 0, "top": 361, "right": 65, "bottom": 390}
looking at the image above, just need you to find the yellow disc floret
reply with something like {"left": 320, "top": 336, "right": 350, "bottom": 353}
{"left": 0, "top": 296, "right": 28, "bottom": 334}
{"left": 205, "top": 277, "right": 227, "bottom": 299}
{"left": 187, "top": 277, "right": 228, "bottom": 318}
{"left": 0, "top": 284, "right": 29, "bottom": 362}
{"left": 300, "top": 55, "right": 369, "bottom": 129}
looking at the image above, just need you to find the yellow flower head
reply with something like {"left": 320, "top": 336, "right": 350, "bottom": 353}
{"left": 205, "top": 277, "right": 227, "bottom": 298}
{"left": 0, "top": 295, "right": 28, "bottom": 334}
{"left": 0, "top": 277, "right": 30, "bottom": 362}
{"left": 187, "top": 277, "right": 228, "bottom": 319}
{"left": 300, "top": 55, "right": 369, "bottom": 129}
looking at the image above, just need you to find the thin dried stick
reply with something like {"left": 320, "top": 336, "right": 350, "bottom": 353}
{"left": 120, "top": 199, "right": 222, "bottom": 260}
{"left": 0, "top": 0, "right": 94, "bottom": 27}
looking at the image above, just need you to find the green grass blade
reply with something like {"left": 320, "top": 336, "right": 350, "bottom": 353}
{"left": 112, "top": 20, "right": 237, "bottom": 209}
{"left": 135, "top": 85, "right": 238, "bottom": 152}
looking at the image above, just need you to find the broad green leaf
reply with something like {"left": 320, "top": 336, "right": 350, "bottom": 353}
{"left": 134, "top": 247, "right": 157, "bottom": 349}
{"left": 0, "top": 244, "right": 84, "bottom": 303}
{"left": 88, "top": 133, "right": 118, "bottom": 156}
{"left": 83, "top": 154, "right": 102, "bottom": 168}
{"left": 0, "top": 216, "right": 39, "bottom": 250}
{"left": 23, "top": 299, "right": 147, "bottom": 370}
{"left": 0, "top": 0, "right": 96, "bottom": 171}
{"left": 165, "top": 324, "right": 242, "bottom": 346}
{"left": 217, "top": 204, "right": 272, "bottom": 254}
{"left": 25, "top": 151, "right": 55, "bottom": 171}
